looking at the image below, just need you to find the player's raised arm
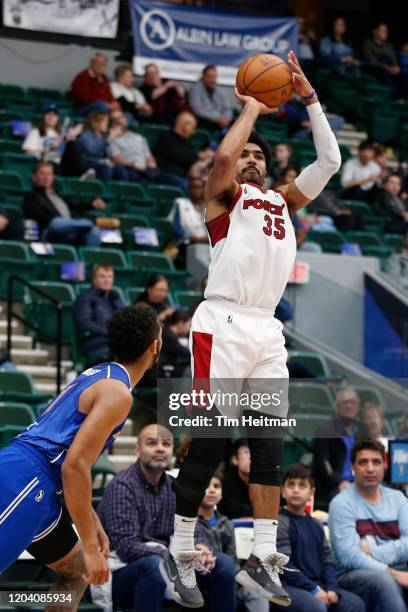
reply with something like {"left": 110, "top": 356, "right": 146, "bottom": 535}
{"left": 205, "top": 92, "right": 276, "bottom": 222}
{"left": 61, "top": 378, "right": 132, "bottom": 584}
{"left": 280, "top": 51, "right": 342, "bottom": 214}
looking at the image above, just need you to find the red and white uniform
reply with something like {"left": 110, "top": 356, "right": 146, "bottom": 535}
{"left": 190, "top": 182, "right": 296, "bottom": 387}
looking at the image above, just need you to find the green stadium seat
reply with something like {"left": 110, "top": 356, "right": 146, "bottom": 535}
{"left": 80, "top": 246, "right": 128, "bottom": 268}
{"left": 0, "top": 84, "right": 26, "bottom": 99}
{"left": 307, "top": 230, "right": 345, "bottom": 253}
{"left": 174, "top": 290, "right": 203, "bottom": 309}
{"left": 63, "top": 178, "right": 108, "bottom": 201}
{"left": 1, "top": 152, "right": 38, "bottom": 176}
{"left": 287, "top": 351, "right": 331, "bottom": 378}
{"left": 190, "top": 128, "right": 212, "bottom": 150}
{"left": 24, "top": 281, "right": 76, "bottom": 345}
{"left": 0, "top": 370, "right": 51, "bottom": 408}
{"left": 289, "top": 413, "right": 331, "bottom": 437}
{"left": 117, "top": 213, "right": 150, "bottom": 229}
{"left": 138, "top": 123, "right": 169, "bottom": 147}
{"left": 345, "top": 231, "right": 382, "bottom": 253}
{"left": 0, "top": 139, "right": 23, "bottom": 154}
{"left": 147, "top": 184, "right": 186, "bottom": 216}
{"left": 289, "top": 382, "right": 333, "bottom": 412}
{"left": 0, "top": 239, "right": 37, "bottom": 299}
{"left": 328, "top": 79, "right": 357, "bottom": 114}
{"left": 27, "top": 87, "right": 65, "bottom": 101}
{"left": 126, "top": 286, "right": 145, "bottom": 304}
{"left": 108, "top": 181, "right": 149, "bottom": 206}
{"left": 353, "top": 385, "right": 384, "bottom": 406}
{"left": 0, "top": 170, "right": 29, "bottom": 194}
{"left": 369, "top": 110, "right": 400, "bottom": 144}
{"left": 338, "top": 200, "right": 371, "bottom": 216}
{"left": 3, "top": 98, "right": 36, "bottom": 112}
{"left": 0, "top": 203, "right": 22, "bottom": 221}
{"left": 34, "top": 244, "right": 79, "bottom": 282}
{"left": 154, "top": 217, "right": 173, "bottom": 247}
{"left": 127, "top": 250, "right": 189, "bottom": 291}
{"left": 383, "top": 234, "right": 404, "bottom": 249}
{"left": 0, "top": 402, "right": 36, "bottom": 427}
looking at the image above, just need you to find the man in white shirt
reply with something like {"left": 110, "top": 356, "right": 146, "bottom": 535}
{"left": 340, "top": 140, "right": 382, "bottom": 203}
{"left": 111, "top": 64, "right": 153, "bottom": 121}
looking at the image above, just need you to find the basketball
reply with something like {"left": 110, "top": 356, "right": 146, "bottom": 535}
{"left": 235, "top": 53, "right": 293, "bottom": 108}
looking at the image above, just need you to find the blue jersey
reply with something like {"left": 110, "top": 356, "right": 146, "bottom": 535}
{"left": 15, "top": 362, "right": 132, "bottom": 468}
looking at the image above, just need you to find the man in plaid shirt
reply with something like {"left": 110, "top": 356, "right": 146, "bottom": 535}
{"left": 98, "top": 424, "right": 236, "bottom": 611}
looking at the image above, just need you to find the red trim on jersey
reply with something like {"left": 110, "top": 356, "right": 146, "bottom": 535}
{"left": 245, "top": 181, "right": 267, "bottom": 194}
{"left": 206, "top": 185, "right": 242, "bottom": 247}
{"left": 275, "top": 189, "right": 288, "bottom": 204}
{"left": 191, "top": 331, "right": 212, "bottom": 408}
{"left": 192, "top": 331, "right": 213, "bottom": 379}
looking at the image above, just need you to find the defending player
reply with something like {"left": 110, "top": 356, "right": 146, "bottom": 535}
{"left": 0, "top": 305, "right": 161, "bottom": 609}
{"left": 160, "top": 51, "right": 341, "bottom": 607}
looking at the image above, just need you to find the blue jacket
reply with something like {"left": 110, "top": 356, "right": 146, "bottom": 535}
{"left": 73, "top": 287, "right": 124, "bottom": 354}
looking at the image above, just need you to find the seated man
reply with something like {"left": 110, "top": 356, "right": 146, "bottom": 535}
{"left": 98, "top": 424, "right": 236, "bottom": 612}
{"left": 168, "top": 177, "right": 208, "bottom": 243}
{"left": 153, "top": 112, "right": 214, "bottom": 189}
{"left": 329, "top": 439, "right": 408, "bottom": 612}
{"left": 71, "top": 53, "right": 119, "bottom": 116}
{"left": 375, "top": 173, "right": 408, "bottom": 234}
{"left": 218, "top": 438, "right": 252, "bottom": 519}
{"left": 22, "top": 162, "right": 104, "bottom": 246}
{"left": 275, "top": 463, "right": 365, "bottom": 612}
{"left": 110, "top": 110, "right": 181, "bottom": 186}
{"left": 189, "top": 65, "right": 233, "bottom": 131}
{"left": 340, "top": 141, "right": 382, "bottom": 204}
{"left": 199, "top": 471, "right": 269, "bottom": 612}
{"left": 313, "top": 386, "right": 369, "bottom": 507}
{"left": 73, "top": 264, "right": 124, "bottom": 363}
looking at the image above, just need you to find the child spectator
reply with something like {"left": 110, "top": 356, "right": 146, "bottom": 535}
{"left": 274, "top": 464, "right": 366, "bottom": 612}
{"left": 198, "top": 471, "right": 269, "bottom": 612}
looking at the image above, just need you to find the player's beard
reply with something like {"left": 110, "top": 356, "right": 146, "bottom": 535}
{"left": 240, "top": 166, "right": 263, "bottom": 185}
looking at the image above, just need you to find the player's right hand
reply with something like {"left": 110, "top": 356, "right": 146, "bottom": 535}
{"left": 82, "top": 547, "right": 110, "bottom": 585}
{"left": 234, "top": 87, "right": 279, "bottom": 115}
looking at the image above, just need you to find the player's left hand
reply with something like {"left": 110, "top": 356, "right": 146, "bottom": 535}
{"left": 287, "top": 51, "right": 314, "bottom": 99}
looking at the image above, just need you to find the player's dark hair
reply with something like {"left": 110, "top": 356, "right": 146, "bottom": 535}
{"left": 107, "top": 304, "right": 160, "bottom": 362}
{"left": 247, "top": 131, "right": 272, "bottom": 171}
{"left": 351, "top": 439, "right": 385, "bottom": 464}
{"left": 283, "top": 463, "right": 314, "bottom": 487}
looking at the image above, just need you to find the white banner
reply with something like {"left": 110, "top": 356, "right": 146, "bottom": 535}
{"left": 3, "top": 0, "right": 120, "bottom": 39}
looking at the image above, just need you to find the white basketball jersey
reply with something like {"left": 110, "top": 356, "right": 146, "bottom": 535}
{"left": 204, "top": 182, "right": 296, "bottom": 310}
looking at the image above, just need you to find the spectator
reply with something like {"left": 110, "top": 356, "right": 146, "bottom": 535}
{"left": 373, "top": 143, "right": 393, "bottom": 183}
{"left": 98, "top": 424, "right": 236, "bottom": 612}
{"left": 153, "top": 112, "right": 213, "bottom": 189}
{"left": 198, "top": 472, "right": 269, "bottom": 612}
{"left": 278, "top": 95, "right": 344, "bottom": 140}
{"left": 308, "top": 190, "right": 363, "bottom": 232}
{"left": 362, "top": 24, "right": 402, "bottom": 93}
{"left": 76, "top": 111, "right": 127, "bottom": 182}
{"left": 298, "top": 17, "right": 319, "bottom": 64}
{"left": 329, "top": 439, "right": 408, "bottom": 612}
{"left": 136, "top": 275, "right": 174, "bottom": 322}
{"left": 73, "top": 264, "right": 124, "bottom": 363}
{"left": 22, "top": 105, "right": 63, "bottom": 163}
{"left": 375, "top": 173, "right": 408, "bottom": 234}
{"left": 218, "top": 439, "right": 252, "bottom": 519}
{"left": 110, "top": 110, "right": 184, "bottom": 186}
{"left": 312, "top": 386, "right": 369, "bottom": 506}
{"left": 140, "top": 63, "right": 188, "bottom": 124}
{"left": 340, "top": 140, "right": 382, "bottom": 204}
{"left": 274, "top": 463, "right": 365, "bottom": 612}
{"left": 70, "top": 53, "right": 119, "bottom": 116}
{"left": 168, "top": 177, "right": 207, "bottom": 243}
{"left": 360, "top": 402, "right": 389, "bottom": 452}
{"left": 188, "top": 65, "right": 233, "bottom": 131}
{"left": 22, "top": 162, "right": 104, "bottom": 245}
{"left": 159, "top": 309, "right": 191, "bottom": 378}
{"left": 386, "top": 230, "right": 408, "bottom": 290}
{"left": 110, "top": 63, "right": 153, "bottom": 122}
{"left": 320, "top": 17, "right": 361, "bottom": 76}
{"left": 0, "top": 206, "right": 24, "bottom": 241}
{"left": 270, "top": 144, "right": 293, "bottom": 184}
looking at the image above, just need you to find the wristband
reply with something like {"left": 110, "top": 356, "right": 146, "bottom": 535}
{"left": 302, "top": 89, "right": 316, "bottom": 102}
{"left": 312, "top": 586, "right": 321, "bottom": 596}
